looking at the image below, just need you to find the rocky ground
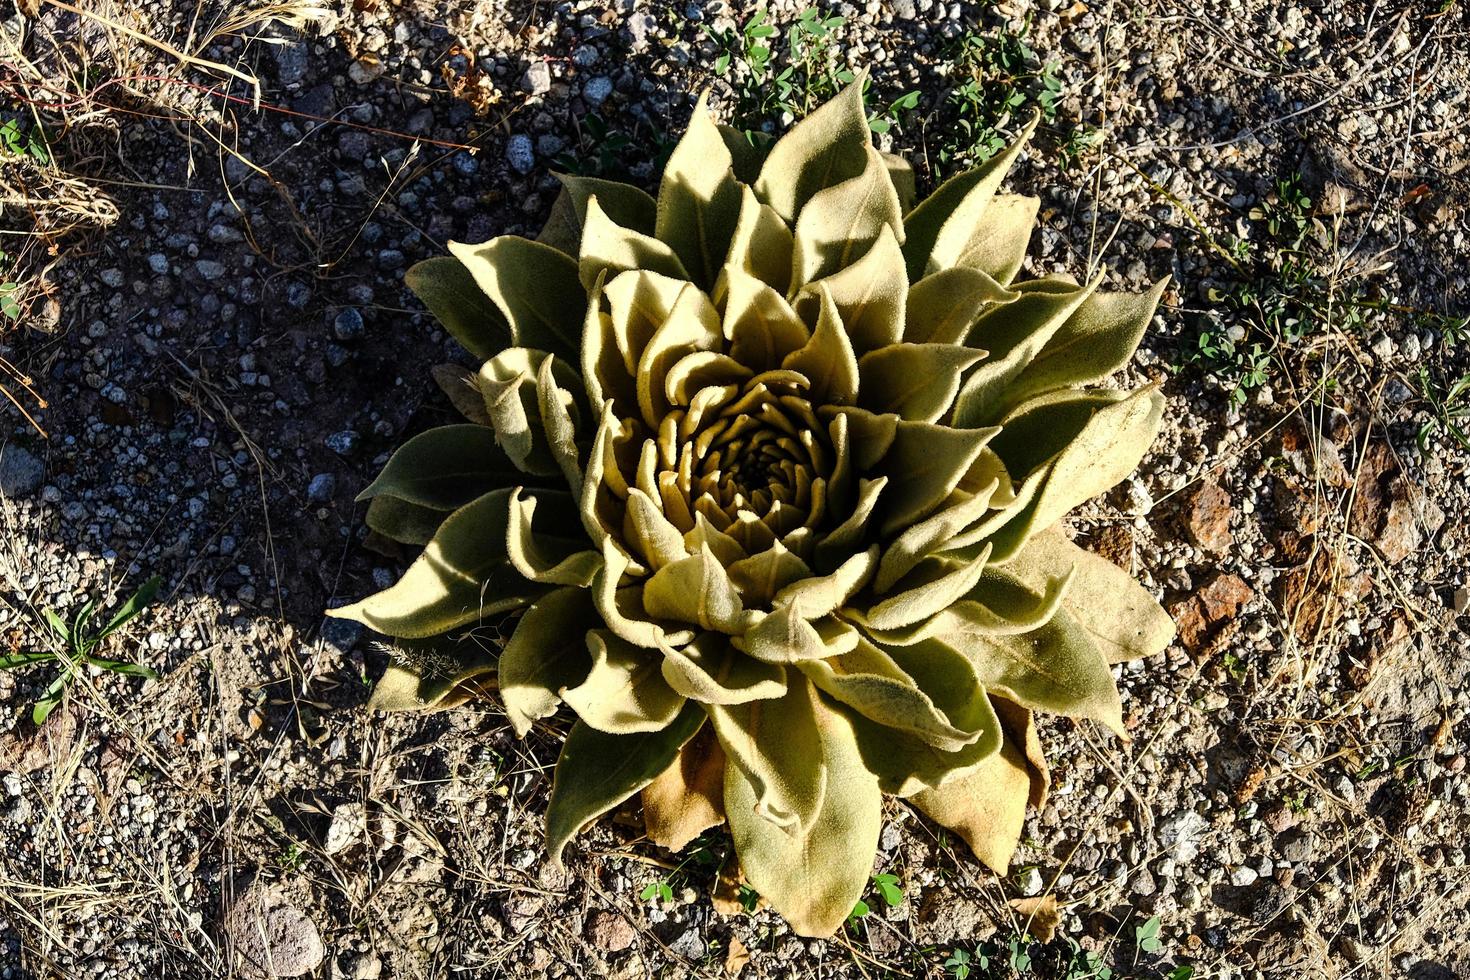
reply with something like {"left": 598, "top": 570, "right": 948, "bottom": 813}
{"left": 0, "top": 0, "right": 1467, "bottom": 978}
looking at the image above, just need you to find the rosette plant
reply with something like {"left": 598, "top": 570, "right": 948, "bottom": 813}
{"left": 330, "top": 81, "right": 1175, "bottom": 936}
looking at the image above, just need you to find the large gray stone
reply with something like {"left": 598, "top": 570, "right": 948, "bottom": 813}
{"left": 0, "top": 445, "right": 43, "bottom": 498}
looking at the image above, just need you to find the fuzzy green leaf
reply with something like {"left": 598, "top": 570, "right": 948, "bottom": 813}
{"left": 329, "top": 489, "right": 549, "bottom": 638}
{"left": 447, "top": 236, "right": 585, "bottom": 360}
{"left": 725, "top": 687, "right": 881, "bottom": 938}
{"left": 858, "top": 343, "right": 986, "bottom": 422}
{"left": 499, "top": 586, "right": 600, "bottom": 735}
{"left": 753, "top": 79, "right": 871, "bottom": 223}
{"left": 563, "top": 630, "right": 687, "bottom": 734}
{"left": 404, "top": 257, "right": 511, "bottom": 361}
{"left": 1002, "top": 528, "right": 1175, "bottom": 664}
{"left": 546, "top": 703, "right": 706, "bottom": 865}
{"left": 659, "top": 632, "right": 788, "bottom": 705}
{"left": 794, "top": 224, "right": 906, "bottom": 355}
{"left": 358, "top": 424, "right": 518, "bottom": 509}
{"left": 905, "top": 267, "right": 1018, "bottom": 345}
{"left": 658, "top": 93, "right": 742, "bottom": 289}
{"left": 580, "top": 195, "right": 690, "bottom": 291}
{"left": 791, "top": 145, "right": 904, "bottom": 288}
{"left": 902, "top": 114, "right": 1038, "bottom": 282}
{"left": 364, "top": 495, "right": 447, "bottom": 547}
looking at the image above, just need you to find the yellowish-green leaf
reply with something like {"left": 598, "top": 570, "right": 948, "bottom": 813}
{"left": 725, "top": 688, "right": 880, "bottom": 937}
{"left": 328, "top": 489, "right": 545, "bottom": 638}
{"left": 738, "top": 608, "right": 859, "bottom": 664}
{"left": 477, "top": 348, "right": 561, "bottom": 476}
{"left": 404, "top": 257, "right": 511, "bottom": 361}
{"left": 901, "top": 113, "right": 1038, "bottom": 281}
{"left": 952, "top": 193, "right": 1039, "bottom": 285}
{"left": 579, "top": 195, "right": 689, "bottom": 290}
{"left": 727, "top": 541, "right": 814, "bottom": 605}
{"left": 905, "top": 266, "right": 1018, "bottom": 345}
{"left": 908, "top": 719, "right": 1033, "bottom": 873}
{"left": 882, "top": 150, "right": 916, "bottom": 213}
{"left": 710, "top": 674, "right": 828, "bottom": 832}
{"left": 877, "top": 419, "right": 1000, "bottom": 536}
{"left": 431, "top": 363, "right": 492, "bottom": 426}
{"left": 592, "top": 540, "right": 694, "bottom": 649}
{"left": 845, "top": 691, "right": 1002, "bottom": 797}
{"left": 874, "top": 482, "right": 1000, "bottom": 592}
{"left": 857, "top": 343, "right": 986, "bottom": 422}
{"left": 499, "top": 586, "right": 599, "bottom": 735}
{"left": 536, "top": 354, "right": 583, "bottom": 495}
{"left": 718, "top": 124, "right": 772, "bottom": 183}
{"left": 1002, "top": 528, "right": 1175, "bottom": 664}
{"left": 447, "top": 236, "right": 585, "bottom": 360}
{"left": 798, "top": 634, "right": 985, "bottom": 751}
{"left": 723, "top": 185, "right": 794, "bottom": 297}
{"left": 781, "top": 286, "right": 859, "bottom": 406}
{"left": 794, "top": 224, "right": 906, "bottom": 354}
{"left": 753, "top": 78, "right": 870, "bottom": 224}
{"left": 635, "top": 284, "right": 722, "bottom": 429}
{"left": 723, "top": 269, "right": 810, "bottom": 371}
{"left": 998, "top": 277, "right": 1170, "bottom": 414}
{"left": 791, "top": 145, "right": 903, "bottom": 288}
{"left": 950, "top": 275, "right": 1101, "bottom": 427}
{"left": 643, "top": 544, "right": 749, "bottom": 633}
{"left": 987, "top": 385, "right": 1165, "bottom": 560}
{"left": 659, "top": 632, "right": 788, "bottom": 705}
{"left": 939, "top": 576, "right": 1124, "bottom": 736}
{"left": 563, "top": 630, "right": 687, "bottom": 734}
{"left": 658, "top": 92, "right": 742, "bottom": 288}
{"left": 506, "top": 489, "right": 603, "bottom": 586}
{"left": 858, "top": 549, "right": 992, "bottom": 631}
{"left": 546, "top": 703, "right": 706, "bottom": 865}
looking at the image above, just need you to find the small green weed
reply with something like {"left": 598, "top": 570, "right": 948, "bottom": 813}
{"left": 1417, "top": 366, "right": 1470, "bottom": 453}
{"left": 553, "top": 113, "right": 676, "bottom": 182}
{"left": 847, "top": 872, "right": 907, "bottom": 929}
{"left": 1184, "top": 173, "right": 1374, "bottom": 405}
{"left": 639, "top": 879, "right": 675, "bottom": 905}
{"left": 936, "top": 22, "right": 1064, "bottom": 174}
{"left": 2, "top": 575, "right": 163, "bottom": 724}
{"left": 0, "top": 117, "right": 50, "bottom": 165}
{"left": 706, "top": 9, "right": 918, "bottom": 136}
{"left": 940, "top": 914, "right": 1192, "bottom": 979}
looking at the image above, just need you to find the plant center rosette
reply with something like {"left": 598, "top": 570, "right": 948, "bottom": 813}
{"left": 330, "top": 81, "right": 1176, "bottom": 937}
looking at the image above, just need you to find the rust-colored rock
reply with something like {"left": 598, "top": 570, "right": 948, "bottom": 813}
{"left": 1093, "top": 523, "right": 1135, "bottom": 569}
{"left": 1169, "top": 573, "right": 1254, "bottom": 653}
{"left": 1279, "top": 420, "right": 1352, "bottom": 487}
{"left": 1350, "top": 441, "right": 1445, "bottom": 562}
{"left": 1276, "top": 550, "right": 1372, "bottom": 643}
{"left": 1183, "top": 480, "right": 1234, "bottom": 553}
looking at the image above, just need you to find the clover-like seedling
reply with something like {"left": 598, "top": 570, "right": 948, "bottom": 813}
{"left": 332, "top": 80, "right": 1174, "bottom": 937}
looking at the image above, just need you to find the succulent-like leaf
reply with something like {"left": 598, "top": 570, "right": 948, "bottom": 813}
{"left": 1002, "top": 528, "right": 1175, "bottom": 664}
{"left": 901, "top": 113, "right": 1038, "bottom": 282}
{"left": 708, "top": 674, "right": 828, "bottom": 831}
{"left": 658, "top": 92, "right": 742, "bottom": 289}
{"left": 404, "top": 257, "right": 511, "bottom": 361}
{"left": 794, "top": 224, "right": 906, "bottom": 354}
{"left": 858, "top": 343, "right": 986, "bottom": 422}
{"left": 580, "top": 196, "right": 690, "bottom": 289}
{"left": 725, "top": 688, "right": 880, "bottom": 937}
{"left": 542, "top": 173, "right": 659, "bottom": 257}
{"left": 330, "top": 489, "right": 553, "bottom": 638}
{"left": 499, "top": 586, "right": 599, "bottom": 735}
{"left": 753, "top": 78, "right": 870, "bottom": 223}
{"left": 546, "top": 703, "right": 706, "bottom": 865}
{"left": 359, "top": 424, "right": 519, "bottom": 510}
{"left": 448, "top": 237, "right": 585, "bottom": 360}
{"left": 563, "top": 630, "right": 687, "bottom": 734}
{"left": 659, "top": 632, "right": 787, "bottom": 704}
{"left": 791, "top": 145, "right": 903, "bottom": 288}
{"left": 367, "top": 633, "right": 498, "bottom": 713}
{"left": 909, "top": 719, "right": 1033, "bottom": 873}
{"left": 365, "top": 494, "right": 448, "bottom": 547}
